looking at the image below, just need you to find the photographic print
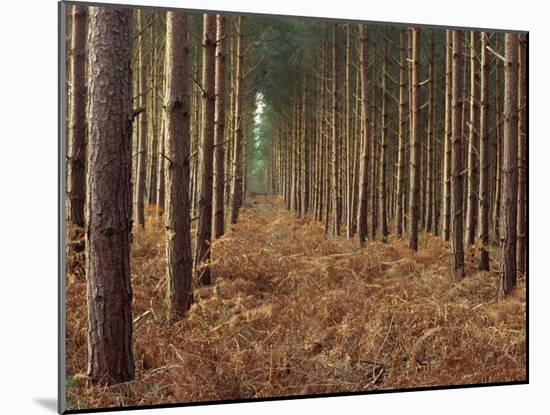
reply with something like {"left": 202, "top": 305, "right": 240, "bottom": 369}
{"left": 60, "top": 1, "right": 527, "bottom": 412}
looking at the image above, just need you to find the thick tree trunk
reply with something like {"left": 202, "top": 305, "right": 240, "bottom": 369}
{"left": 516, "top": 34, "right": 527, "bottom": 278}
{"left": 195, "top": 14, "right": 217, "bottom": 286}
{"left": 451, "top": 30, "right": 465, "bottom": 279}
{"left": 212, "top": 15, "right": 226, "bottom": 239}
{"left": 478, "top": 32, "right": 490, "bottom": 271}
{"left": 163, "top": 11, "right": 193, "bottom": 318}
{"left": 498, "top": 34, "right": 519, "bottom": 300}
{"left": 465, "top": 31, "right": 480, "bottom": 245}
{"left": 395, "top": 29, "right": 406, "bottom": 238}
{"left": 134, "top": 10, "right": 147, "bottom": 227}
{"left": 67, "top": 5, "right": 87, "bottom": 228}
{"left": 85, "top": 6, "right": 134, "bottom": 384}
{"left": 408, "top": 28, "right": 420, "bottom": 251}
{"left": 356, "top": 24, "right": 369, "bottom": 245}
{"left": 442, "top": 31, "right": 452, "bottom": 241}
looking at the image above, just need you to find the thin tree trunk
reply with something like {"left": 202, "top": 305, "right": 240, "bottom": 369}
{"left": 465, "top": 31, "right": 480, "bottom": 245}
{"left": 408, "top": 28, "right": 420, "bottom": 251}
{"left": 442, "top": 31, "right": 452, "bottom": 241}
{"left": 85, "top": 6, "right": 134, "bottom": 384}
{"left": 164, "top": 11, "right": 193, "bottom": 318}
{"left": 498, "top": 34, "right": 519, "bottom": 300}
{"left": 451, "top": 30, "right": 465, "bottom": 279}
{"left": 195, "top": 14, "right": 217, "bottom": 286}
{"left": 134, "top": 10, "right": 147, "bottom": 227}
{"left": 212, "top": 15, "right": 226, "bottom": 239}
{"left": 478, "top": 32, "right": 490, "bottom": 271}
{"left": 331, "top": 24, "right": 341, "bottom": 235}
{"left": 67, "top": 5, "right": 87, "bottom": 228}
{"left": 229, "top": 17, "right": 244, "bottom": 224}
{"left": 425, "top": 33, "right": 435, "bottom": 233}
{"left": 395, "top": 29, "right": 406, "bottom": 238}
{"left": 357, "top": 24, "right": 369, "bottom": 245}
{"left": 379, "top": 40, "right": 389, "bottom": 241}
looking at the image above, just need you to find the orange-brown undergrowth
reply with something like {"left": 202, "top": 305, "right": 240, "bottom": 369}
{"left": 65, "top": 196, "right": 526, "bottom": 410}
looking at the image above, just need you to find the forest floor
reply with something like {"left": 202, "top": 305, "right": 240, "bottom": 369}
{"left": 65, "top": 196, "right": 526, "bottom": 410}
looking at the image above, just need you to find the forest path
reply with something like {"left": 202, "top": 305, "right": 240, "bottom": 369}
{"left": 66, "top": 195, "right": 526, "bottom": 408}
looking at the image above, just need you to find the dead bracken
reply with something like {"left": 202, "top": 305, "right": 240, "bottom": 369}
{"left": 65, "top": 196, "right": 525, "bottom": 409}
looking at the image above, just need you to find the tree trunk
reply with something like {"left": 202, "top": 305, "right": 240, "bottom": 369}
{"left": 516, "top": 34, "right": 527, "bottom": 278}
{"left": 195, "top": 14, "right": 217, "bottom": 286}
{"left": 425, "top": 33, "right": 435, "bottom": 233}
{"left": 212, "top": 15, "right": 226, "bottom": 239}
{"left": 465, "top": 31, "right": 480, "bottom": 245}
{"left": 451, "top": 30, "right": 465, "bottom": 279}
{"left": 478, "top": 32, "right": 490, "bottom": 271}
{"left": 134, "top": 10, "right": 147, "bottom": 227}
{"left": 357, "top": 24, "right": 369, "bottom": 245}
{"left": 67, "top": 5, "right": 87, "bottom": 228}
{"left": 442, "top": 30, "right": 452, "bottom": 241}
{"left": 229, "top": 17, "right": 244, "bottom": 224}
{"left": 408, "top": 28, "right": 420, "bottom": 251}
{"left": 163, "top": 11, "right": 193, "bottom": 318}
{"left": 331, "top": 24, "right": 341, "bottom": 236}
{"left": 395, "top": 29, "right": 406, "bottom": 238}
{"left": 379, "top": 40, "right": 389, "bottom": 241}
{"left": 85, "top": 6, "right": 134, "bottom": 384}
{"left": 498, "top": 33, "right": 519, "bottom": 300}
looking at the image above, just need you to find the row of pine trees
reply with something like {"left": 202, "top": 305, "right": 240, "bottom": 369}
{"left": 64, "top": 5, "right": 527, "bottom": 387}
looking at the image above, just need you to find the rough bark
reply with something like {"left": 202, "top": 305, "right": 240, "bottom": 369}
{"left": 498, "top": 34, "right": 519, "bottom": 300}
{"left": 516, "top": 34, "right": 527, "bottom": 278}
{"left": 85, "top": 6, "right": 134, "bottom": 384}
{"left": 67, "top": 5, "right": 87, "bottom": 228}
{"left": 164, "top": 11, "right": 193, "bottom": 318}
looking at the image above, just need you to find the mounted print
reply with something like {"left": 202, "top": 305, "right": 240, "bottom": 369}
{"left": 59, "top": 0, "right": 528, "bottom": 412}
